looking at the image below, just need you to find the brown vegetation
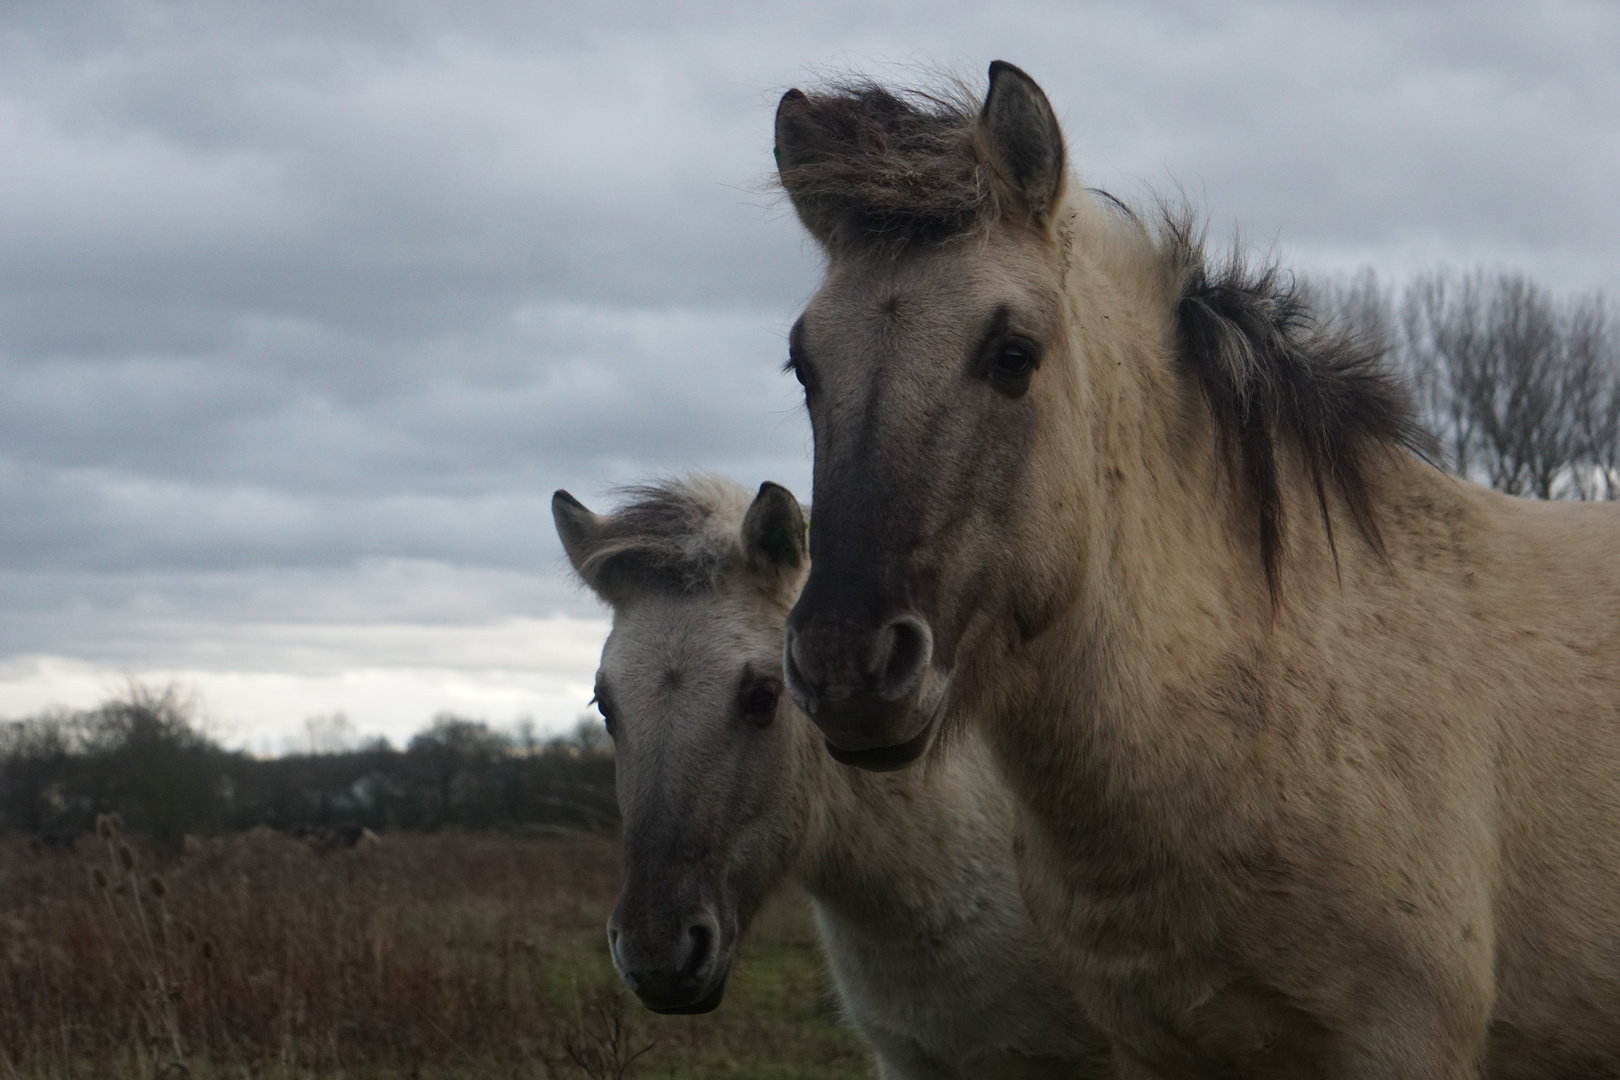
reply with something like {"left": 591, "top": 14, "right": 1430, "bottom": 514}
{"left": 0, "top": 824, "right": 865, "bottom": 1079}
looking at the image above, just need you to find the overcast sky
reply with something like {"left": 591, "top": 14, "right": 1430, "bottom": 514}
{"left": 2, "top": 0, "right": 1616, "bottom": 748}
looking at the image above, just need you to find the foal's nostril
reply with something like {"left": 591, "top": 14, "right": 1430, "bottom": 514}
{"left": 607, "top": 926, "right": 630, "bottom": 983}
{"left": 681, "top": 922, "right": 714, "bottom": 981}
{"left": 872, "top": 616, "right": 932, "bottom": 701}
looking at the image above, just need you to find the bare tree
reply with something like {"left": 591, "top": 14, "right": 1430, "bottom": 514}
{"left": 1390, "top": 270, "right": 1619, "bottom": 499}
{"left": 1563, "top": 296, "right": 1620, "bottom": 500}
{"left": 1308, "top": 267, "right": 1620, "bottom": 501}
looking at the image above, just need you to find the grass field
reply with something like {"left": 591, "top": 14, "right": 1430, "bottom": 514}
{"left": 0, "top": 826, "right": 871, "bottom": 1079}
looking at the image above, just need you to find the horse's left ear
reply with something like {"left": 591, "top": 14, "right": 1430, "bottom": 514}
{"left": 979, "top": 61, "right": 1066, "bottom": 225}
{"left": 775, "top": 88, "right": 839, "bottom": 245}
{"left": 741, "top": 482, "right": 807, "bottom": 579}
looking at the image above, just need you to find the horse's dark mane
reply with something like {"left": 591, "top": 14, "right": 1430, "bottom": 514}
{"left": 578, "top": 477, "right": 749, "bottom": 594}
{"left": 1164, "top": 215, "right": 1431, "bottom": 596}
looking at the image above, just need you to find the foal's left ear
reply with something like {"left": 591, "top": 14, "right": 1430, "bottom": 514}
{"left": 741, "top": 482, "right": 807, "bottom": 579}
{"left": 979, "top": 61, "right": 1066, "bottom": 225}
{"left": 553, "top": 490, "right": 608, "bottom": 593}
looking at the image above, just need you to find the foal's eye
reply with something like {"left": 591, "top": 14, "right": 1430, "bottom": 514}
{"left": 784, "top": 352, "right": 816, "bottom": 394}
{"left": 738, "top": 680, "right": 781, "bottom": 727}
{"left": 591, "top": 682, "right": 618, "bottom": 738}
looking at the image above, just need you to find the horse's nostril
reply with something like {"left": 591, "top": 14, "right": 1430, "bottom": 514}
{"left": 783, "top": 629, "right": 818, "bottom": 714}
{"left": 681, "top": 923, "right": 714, "bottom": 980}
{"left": 874, "top": 616, "right": 932, "bottom": 701}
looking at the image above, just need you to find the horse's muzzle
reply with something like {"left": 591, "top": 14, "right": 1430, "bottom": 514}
{"left": 823, "top": 716, "right": 936, "bottom": 771}
{"left": 784, "top": 613, "right": 938, "bottom": 769}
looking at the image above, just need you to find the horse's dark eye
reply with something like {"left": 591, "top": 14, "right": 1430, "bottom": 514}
{"left": 994, "top": 344, "right": 1035, "bottom": 378}
{"left": 739, "top": 681, "right": 781, "bottom": 727}
{"left": 785, "top": 320, "right": 819, "bottom": 396}
{"left": 986, "top": 339, "right": 1040, "bottom": 396}
{"left": 785, "top": 351, "right": 816, "bottom": 393}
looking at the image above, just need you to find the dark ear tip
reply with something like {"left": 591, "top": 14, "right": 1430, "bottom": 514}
{"left": 987, "top": 60, "right": 1033, "bottom": 84}
{"left": 553, "top": 489, "right": 585, "bottom": 512}
{"left": 778, "top": 88, "right": 808, "bottom": 114}
{"left": 756, "top": 480, "right": 792, "bottom": 501}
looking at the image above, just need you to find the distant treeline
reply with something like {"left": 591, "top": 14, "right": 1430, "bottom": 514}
{"left": 0, "top": 684, "right": 615, "bottom": 848}
{"left": 1313, "top": 268, "right": 1620, "bottom": 500}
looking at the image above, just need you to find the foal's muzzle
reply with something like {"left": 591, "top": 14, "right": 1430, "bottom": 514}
{"left": 607, "top": 906, "right": 730, "bottom": 1014}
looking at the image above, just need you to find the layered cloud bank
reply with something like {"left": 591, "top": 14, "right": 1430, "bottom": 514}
{"left": 2, "top": 1, "right": 1616, "bottom": 744}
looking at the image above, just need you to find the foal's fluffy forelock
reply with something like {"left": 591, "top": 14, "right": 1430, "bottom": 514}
{"left": 575, "top": 476, "right": 758, "bottom": 595}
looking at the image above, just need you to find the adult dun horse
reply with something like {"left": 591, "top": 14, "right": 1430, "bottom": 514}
{"left": 552, "top": 477, "right": 1109, "bottom": 1079}
{"left": 774, "top": 62, "right": 1620, "bottom": 1078}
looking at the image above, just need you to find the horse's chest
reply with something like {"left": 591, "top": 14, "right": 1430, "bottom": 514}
{"left": 1071, "top": 937, "right": 1330, "bottom": 1079}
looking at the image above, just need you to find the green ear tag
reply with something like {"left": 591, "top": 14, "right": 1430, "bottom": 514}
{"left": 773, "top": 146, "right": 780, "bottom": 167}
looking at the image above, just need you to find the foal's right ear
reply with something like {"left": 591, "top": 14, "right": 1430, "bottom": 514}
{"left": 741, "top": 482, "right": 807, "bottom": 580}
{"left": 553, "top": 490, "right": 608, "bottom": 593}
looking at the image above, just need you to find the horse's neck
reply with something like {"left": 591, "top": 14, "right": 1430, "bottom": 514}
{"left": 989, "top": 276, "right": 1317, "bottom": 857}
{"left": 792, "top": 721, "right": 1018, "bottom": 933}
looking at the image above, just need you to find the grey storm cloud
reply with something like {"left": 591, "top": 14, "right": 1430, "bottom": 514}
{"left": 1, "top": 0, "right": 1617, "bottom": 731}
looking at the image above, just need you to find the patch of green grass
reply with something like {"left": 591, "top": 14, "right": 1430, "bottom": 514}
{"left": 535, "top": 889, "right": 869, "bottom": 1080}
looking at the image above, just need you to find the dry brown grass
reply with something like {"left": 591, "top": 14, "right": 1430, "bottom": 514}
{"left": 0, "top": 826, "right": 867, "bottom": 1079}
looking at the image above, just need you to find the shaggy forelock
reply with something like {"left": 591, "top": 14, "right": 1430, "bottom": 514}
{"left": 775, "top": 79, "right": 996, "bottom": 248}
{"left": 578, "top": 477, "right": 753, "bottom": 594}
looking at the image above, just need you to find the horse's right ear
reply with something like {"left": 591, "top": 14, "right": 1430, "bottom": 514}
{"left": 741, "top": 482, "right": 807, "bottom": 582}
{"left": 979, "top": 61, "right": 1066, "bottom": 226}
{"left": 775, "top": 89, "right": 838, "bottom": 245}
{"left": 553, "top": 490, "right": 608, "bottom": 595}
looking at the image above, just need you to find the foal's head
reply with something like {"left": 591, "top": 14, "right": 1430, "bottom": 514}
{"left": 775, "top": 62, "right": 1421, "bottom": 768}
{"left": 552, "top": 478, "right": 809, "bottom": 1014}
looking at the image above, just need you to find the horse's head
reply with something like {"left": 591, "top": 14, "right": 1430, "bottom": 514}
{"left": 777, "top": 62, "right": 1085, "bottom": 768}
{"left": 552, "top": 479, "right": 811, "bottom": 1013}
{"left": 776, "top": 62, "right": 1423, "bottom": 771}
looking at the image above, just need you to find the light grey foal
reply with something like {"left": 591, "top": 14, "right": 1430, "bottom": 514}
{"left": 554, "top": 476, "right": 1108, "bottom": 1080}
